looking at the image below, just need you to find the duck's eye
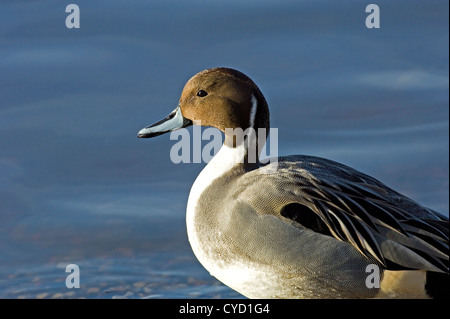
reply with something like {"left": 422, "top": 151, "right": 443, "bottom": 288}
{"left": 197, "top": 90, "right": 208, "bottom": 97}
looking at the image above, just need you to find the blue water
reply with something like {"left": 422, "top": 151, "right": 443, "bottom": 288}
{"left": 0, "top": 0, "right": 448, "bottom": 298}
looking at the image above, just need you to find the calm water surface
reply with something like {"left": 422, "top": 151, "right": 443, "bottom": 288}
{"left": 0, "top": 0, "right": 448, "bottom": 298}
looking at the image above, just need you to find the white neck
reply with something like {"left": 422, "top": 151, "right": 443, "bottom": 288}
{"left": 186, "top": 142, "right": 246, "bottom": 224}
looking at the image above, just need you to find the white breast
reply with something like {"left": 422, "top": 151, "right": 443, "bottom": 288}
{"left": 186, "top": 143, "right": 246, "bottom": 248}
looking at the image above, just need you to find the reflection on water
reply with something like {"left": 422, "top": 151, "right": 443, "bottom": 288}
{"left": 0, "top": 0, "right": 448, "bottom": 298}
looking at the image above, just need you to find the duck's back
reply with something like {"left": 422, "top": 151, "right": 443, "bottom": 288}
{"left": 276, "top": 154, "right": 446, "bottom": 220}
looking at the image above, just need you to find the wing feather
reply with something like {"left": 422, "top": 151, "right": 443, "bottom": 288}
{"left": 246, "top": 156, "right": 449, "bottom": 273}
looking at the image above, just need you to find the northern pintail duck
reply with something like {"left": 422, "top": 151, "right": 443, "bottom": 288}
{"left": 138, "top": 67, "right": 449, "bottom": 298}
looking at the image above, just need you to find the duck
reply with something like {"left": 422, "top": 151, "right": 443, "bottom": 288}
{"left": 138, "top": 67, "right": 449, "bottom": 298}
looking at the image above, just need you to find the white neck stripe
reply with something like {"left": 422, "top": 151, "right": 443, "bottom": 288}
{"left": 249, "top": 94, "right": 258, "bottom": 129}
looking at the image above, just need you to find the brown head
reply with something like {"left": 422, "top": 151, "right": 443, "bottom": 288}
{"left": 138, "top": 67, "right": 270, "bottom": 147}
